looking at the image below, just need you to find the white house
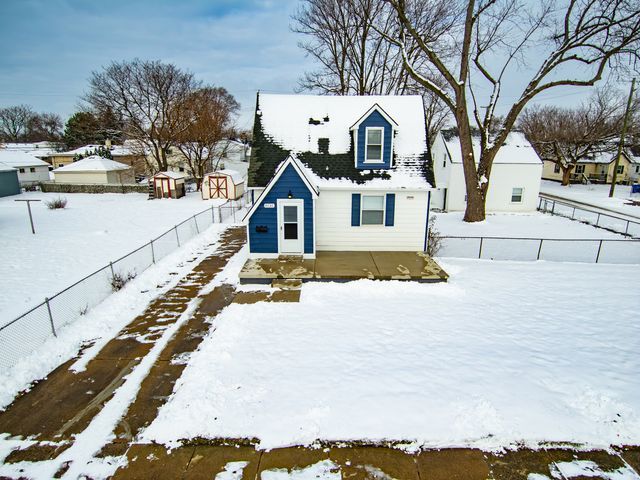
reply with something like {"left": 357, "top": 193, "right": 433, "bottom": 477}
{"left": 430, "top": 130, "right": 543, "bottom": 212}
{"left": 244, "top": 93, "right": 433, "bottom": 258}
{"left": 0, "top": 150, "right": 51, "bottom": 186}
{"left": 53, "top": 156, "right": 135, "bottom": 184}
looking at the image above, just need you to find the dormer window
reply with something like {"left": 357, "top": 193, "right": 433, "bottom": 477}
{"left": 365, "top": 127, "right": 383, "bottom": 163}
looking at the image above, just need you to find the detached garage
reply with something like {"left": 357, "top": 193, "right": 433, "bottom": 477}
{"left": 0, "top": 162, "right": 21, "bottom": 197}
{"left": 53, "top": 156, "right": 135, "bottom": 185}
{"left": 151, "top": 171, "right": 186, "bottom": 199}
{"left": 202, "top": 169, "right": 244, "bottom": 200}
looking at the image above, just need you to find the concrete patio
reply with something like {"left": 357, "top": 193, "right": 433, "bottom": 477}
{"left": 239, "top": 251, "right": 448, "bottom": 284}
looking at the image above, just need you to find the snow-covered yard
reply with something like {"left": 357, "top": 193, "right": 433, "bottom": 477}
{"left": 540, "top": 180, "right": 640, "bottom": 218}
{"left": 0, "top": 191, "right": 227, "bottom": 322}
{"left": 143, "top": 257, "right": 640, "bottom": 451}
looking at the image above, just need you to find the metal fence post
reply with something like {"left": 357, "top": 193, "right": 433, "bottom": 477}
{"left": 193, "top": 215, "right": 199, "bottom": 234}
{"left": 537, "top": 239, "right": 543, "bottom": 260}
{"left": 596, "top": 213, "right": 600, "bottom": 226}
{"left": 109, "top": 261, "right": 115, "bottom": 278}
{"left": 218, "top": 206, "right": 223, "bottom": 223}
{"left": 572, "top": 207, "right": 576, "bottom": 219}
{"left": 175, "top": 225, "right": 180, "bottom": 247}
{"left": 211, "top": 206, "right": 215, "bottom": 223}
{"left": 232, "top": 206, "right": 236, "bottom": 223}
{"left": 150, "top": 240, "right": 156, "bottom": 264}
{"left": 551, "top": 201, "right": 555, "bottom": 214}
{"left": 478, "top": 237, "right": 484, "bottom": 259}
{"left": 625, "top": 221, "right": 630, "bottom": 235}
{"left": 595, "top": 239, "right": 603, "bottom": 263}
{"left": 45, "top": 298, "right": 57, "bottom": 337}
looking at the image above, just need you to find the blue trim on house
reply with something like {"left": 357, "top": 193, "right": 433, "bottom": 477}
{"left": 424, "top": 190, "right": 431, "bottom": 252}
{"left": 351, "top": 193, "right": 361, "bottom": 226}
{"left": 355, "top": 110, "right": 392, "bottom": 170}
{"left": 385, "top": 193, "right": 395, "bottom": 226}
{"left": 248, "top": 164, "right": 314, "bottom": 254}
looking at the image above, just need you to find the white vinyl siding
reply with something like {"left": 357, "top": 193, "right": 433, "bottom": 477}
{"left": 316, "top": 189, "right": 428, "bottom": 251}
{"left": 364, "top": 127, "right": 383, "bottom": 163}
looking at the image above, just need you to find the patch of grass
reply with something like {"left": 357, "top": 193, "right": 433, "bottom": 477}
{"left": 45, "top": 197, "right": 67, "bottom": 210}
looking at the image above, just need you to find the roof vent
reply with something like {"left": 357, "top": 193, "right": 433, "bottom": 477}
{"left": 323, "top": 116, "right": 329, "bottom": 122}
{"left": 309, "top": 117, "right": 321, "bottom": 125}
{"left": 318, "top": 138, "right": 330, "bottom": 154}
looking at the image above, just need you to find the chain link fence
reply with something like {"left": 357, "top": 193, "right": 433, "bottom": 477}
{"left": 438, "top": 236, "right": 640, "bottom": 264}
{"left": 0, "top": 193, "right": 250, "bottom": 370}
{"left": 538, "top": 196, "right": 640, "bottom": 238}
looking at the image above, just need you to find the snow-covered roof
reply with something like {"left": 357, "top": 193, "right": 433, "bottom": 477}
{"left": 0, "top": 161, "right": 16, "bottom": 172}
{"left": 55, "top": 144, "right": 139, "bottom": 157}
{"left": 0, "top": 150, "right": 50, "bottom": 168}
{"left": 441, "top": 130, "right": 542, "bottom": 165}
{"left": 252, "top": 93, "right": 431, "bottom": 189}
{"left": 206, "top": 169, "right": 244, "bottom": 184}
{"left": 153, "top": 171, "right": 186, "bottom": 180}
{"left": 0, "top": 142, "right": 59, "bottom": 157}
{"left": 53, "top": 156, "right": 132, "bottom": 172}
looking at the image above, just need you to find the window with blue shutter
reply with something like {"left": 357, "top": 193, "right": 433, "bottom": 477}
{"left": 351, "top": 193, "right": 361, "bottom": 226}
{"left": 385, "top": 193, "right": 395, "bottom": 226}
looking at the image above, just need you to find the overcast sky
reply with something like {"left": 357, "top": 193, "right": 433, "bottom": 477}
{"left": 0, "top": 0, "right": 623, "bottom": 132}
{"left": 0, "top": 0, "right": 311, "bottom": 131}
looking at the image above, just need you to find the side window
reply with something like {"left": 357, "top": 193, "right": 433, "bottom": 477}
{"left": 30, "top": 167, "right": 36, "bottom": 173}
{"left": 19, "top": 168, "right": 25, "bottom": 173}
{"left": 575, "top": 165, "right": 585, "bottom": 174}
{"left": 511, "top": 187, "right": 523, "bottom": 203}
{"left": 365, "top": 128, "right": 383, "bottom": 163}
{"left": 616, "top": 165, "right": 624, "bottom": 174}
{"left": 361, "top": 195, "right": 385, "bottom": 225}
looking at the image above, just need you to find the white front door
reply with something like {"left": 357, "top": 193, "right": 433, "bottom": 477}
{"left": 278, "top": 199, "right": 304, "bottom": 255}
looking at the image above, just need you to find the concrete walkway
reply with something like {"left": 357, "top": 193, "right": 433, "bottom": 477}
{"left": 111, "top": 442, "right": 640, "bottom": 479}
{"left": 239, "top": 251, "right": 449, "bottom": 284}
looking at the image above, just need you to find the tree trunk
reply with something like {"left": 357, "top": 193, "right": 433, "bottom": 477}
{"left": 561, "top": 167, "right": 572, "bottom": 186}
{"left": 456, "top": 109, "right": 486, "bottom": 222}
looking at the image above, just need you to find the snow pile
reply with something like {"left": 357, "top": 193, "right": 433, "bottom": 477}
{"left": 142, "top": 259, "right": 640, "bottom": 450}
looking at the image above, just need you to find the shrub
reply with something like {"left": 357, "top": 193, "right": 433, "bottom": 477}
{"left": 426, "top": 217, "right": 443, "bottom": 257}
{"left": 46, "top": 196, "right": 67, "bottom": 209}
{"left": 110, "top": 270, "right": 137, "bottom": 292}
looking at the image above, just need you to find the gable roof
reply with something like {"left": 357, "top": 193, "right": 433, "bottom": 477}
{"left": 250, "top": 93, "right": 431, "bottom": 189}
{"left": 153, "top": 171, "right": 186, "bottom": 180}
{"left": 206, "top": 169, "right": 244, "bottom": 184}
{"left": 53, "top": 156, "right": 132, "bottom": 172}
{"left": 441, "top": 130, "right": 542, "bottom": 165}
{"left": 243, "top": 155, "right": 319, "bottom": 222}
{"left": 0, "top": 150, "right": 50, "bottom": 168}
{"left": 55, "top": 144, "right": 139, "bottom": 157}
{"left": 349, "top": 103, "right": 399, "bottom": 130}
{"left": 0, "top": 161, "right": 16, "bottom": 172}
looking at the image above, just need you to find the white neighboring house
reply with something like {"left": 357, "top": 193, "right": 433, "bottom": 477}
{"left": 0, "top": 150, "right": 51, "bottom": 186}
{"left": 52, "top": 156, "right": 135, "bottom": 185}
{"left": 430, "top": 130, "right": 543, "bottom": 212}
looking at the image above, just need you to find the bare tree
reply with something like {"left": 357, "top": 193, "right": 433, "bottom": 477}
{"left": 383, "top": 0, "right": 640, "bottom": 221}
{"left": 292, "top": 0, "right": 450, "bottom": 144}
{"left": 25, "top": 112, "right": 63, "bottom": 142}
{"left": 521, "top": 89, "right": 624, "bottom": 185}
{"left": 0, "top": 105, "right": 35, "bottom": 142}
{"left": 85, "top": 59, "right": 200, "bottom": 172}
{"left": 176, "top": 87, "right": 240, "bottom": 190}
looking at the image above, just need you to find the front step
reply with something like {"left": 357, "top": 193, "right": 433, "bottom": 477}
{"left": 271, "top": 279, "right": 303, "bottom": 290}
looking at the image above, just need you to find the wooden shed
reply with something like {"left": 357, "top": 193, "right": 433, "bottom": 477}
{"left": 202, "top": 169, "right": 244, "bottom": 200}
{"left": 152, "top": 171, "right": 186, "bottom": 199}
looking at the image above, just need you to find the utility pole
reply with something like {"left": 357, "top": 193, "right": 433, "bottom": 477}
{"left": 609, "top": 78, "right": 636, "bottom": 197}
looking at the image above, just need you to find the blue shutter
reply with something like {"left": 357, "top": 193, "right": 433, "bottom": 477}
{"left": 385, "top": 193, "right": 395, "bottom": 226}
{"left": 351, "top": 193, "right": 361, "bottom": 226}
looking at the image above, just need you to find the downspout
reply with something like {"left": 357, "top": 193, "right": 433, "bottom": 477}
{"left": 423, "top": 190, "right": 431, "bottom": 252}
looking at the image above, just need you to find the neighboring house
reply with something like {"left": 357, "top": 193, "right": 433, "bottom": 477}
{"left": 165, "top": 140, "right": 251, "bottom": 176}
{"left": 430, "top": 130, "right": 543, "bottom": 212}
{"left": 53, "top": 156, "right": 135, "bottom": 184}
{"left": 0, "top": 142, "right": 60, "bottom": 163}
{"left": 541, "top": 149, "right": 639, "bottom": 184}
{"left": 0, "top": 150, "right": 51, "bottom": 186}
{"left": 244, "top": 93, "right": 433, "bottom": 259}
{"left": 0, "top": 162, "right": 21, "bottom": 197}
{"left": 48, "top": 141, "right": 147, "bottom": 175}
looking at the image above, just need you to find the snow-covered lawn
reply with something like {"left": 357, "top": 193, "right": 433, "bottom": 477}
{"left": 0, "top": 191, "right": 226, "bottom": 322}
{"left": 540, "top": 180, "right": 640, "bottom": 218}
{"left": 434, "top": 211, "right": 624, "bottom": 239}
{"left": 143, "top": 257, "right": 640, "bottom": 451}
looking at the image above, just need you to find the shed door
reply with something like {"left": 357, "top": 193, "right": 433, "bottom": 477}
{"left": 210, "top": 176, "right": 228, "bottom": 198}
{"left": 278, "top": 199, "right": 304, "bottom": 255}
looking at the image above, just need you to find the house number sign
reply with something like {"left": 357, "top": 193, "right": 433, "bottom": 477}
{"left": 263, "top": 203, "right": 275, "bottom": 208}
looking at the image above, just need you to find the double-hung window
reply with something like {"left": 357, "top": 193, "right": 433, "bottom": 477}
{"left": 365, "top": 127, "right": 383, "bottom": 163}
{"left": 511, "top": 187, "right": 523, "bottom": 203}
{"left": 361, "top": 195, "right": 385, "bottom": 225}
{"left": 575, "top": 164, "right": 585, "bottom": 174}
{"left": 616, "top": 165, "right": 624, "bottom": 174}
